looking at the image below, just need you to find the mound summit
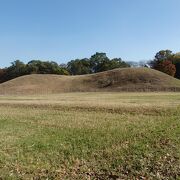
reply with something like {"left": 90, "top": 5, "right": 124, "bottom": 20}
{"left": 0, "top": 68, "right": 180, "bottom": 95}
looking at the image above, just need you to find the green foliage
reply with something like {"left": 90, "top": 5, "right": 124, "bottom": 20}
{"left": 0, "top": 60, "right": 69, "bottom": 83}
{"left": 67, "top": 58, "right": 91, "bottom": 75}
{"left": 155, "top": 50, "right": 173, "bottom": 61}
{"left": 0, "top": 52, "right": 129, "bottom": 82}
{"left": 109, "top": 58, "right": 130, "bottom": 69}
{"left": 1, "top": 50, "right": 180, "bottom": 83}
{"left": 0, "top": 68, "right": 7, "bottom": 83}
{"left": 67, "top": 52, "right": 130, "bottom": 75}
{"left": 27, "top": 60, "right": 69, "bottom": 75}
{"left": 90, "top": 52, "right": 129, "bottom": 73}
{"left": 90, "top": 52, "right": 109, "bottom": 73}
{"left": 7, "top": 60, "right": 27, "bottom": 77}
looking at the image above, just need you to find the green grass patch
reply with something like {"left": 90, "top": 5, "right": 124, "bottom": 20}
{"left": 0, "top": 93, "right": 180, "bottom": 179}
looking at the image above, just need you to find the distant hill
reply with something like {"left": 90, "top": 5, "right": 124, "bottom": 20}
{"left": 0, "top": 68, "right": 180, "bottom": 95}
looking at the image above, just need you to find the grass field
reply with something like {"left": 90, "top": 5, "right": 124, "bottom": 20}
{"left": 0, "top": 92, "right": 180, "bottom": 179}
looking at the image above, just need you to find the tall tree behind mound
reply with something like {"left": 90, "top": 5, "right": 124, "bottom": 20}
{"left": 67, "top": 52, "right": 130, "bottom": 75}
{"left": 150, "top": 50, "right": 180, "bottom": 79}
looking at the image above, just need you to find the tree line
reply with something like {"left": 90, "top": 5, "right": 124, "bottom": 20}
{"left": 0, "top": 52, "right": 130, "bottom": 83}
{"left": 0, "top": 50, "right": 180, "bottom": 83}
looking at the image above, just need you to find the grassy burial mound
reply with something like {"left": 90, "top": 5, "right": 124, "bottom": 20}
{"left": 0, "top": 68, "right": 180, "bottom": 95}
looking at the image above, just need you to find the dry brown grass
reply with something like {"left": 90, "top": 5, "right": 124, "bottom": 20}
{"left": 0, "top": 68, "right": 180, "bottom": 95}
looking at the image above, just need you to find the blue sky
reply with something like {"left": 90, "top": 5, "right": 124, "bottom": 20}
{"left": 0, "top": 0, "right": 180, "bottom": 67}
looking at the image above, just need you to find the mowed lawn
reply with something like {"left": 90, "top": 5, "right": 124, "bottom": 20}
{"left": 0, "top": 93, "right": 180, "bottom": 179}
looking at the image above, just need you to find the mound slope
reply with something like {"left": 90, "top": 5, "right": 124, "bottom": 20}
{"left": 0, "top": 68, "right": 180, "bottom": 95}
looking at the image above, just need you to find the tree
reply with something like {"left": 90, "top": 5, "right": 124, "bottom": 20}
{"left": 67, "top": 53, "right": 129, "bottom": 75}
{"left": 172, "top": 53, "right": 180, "bottom": 79}
{"left": 155, "top": 50, "right": 173, "bottom": 61}
{"left": 26, "top": 60, "right": 40, "bottom": 74}
{"left": 67, "top": 58, "right": 91, "bottom": 75}
{"left": 150, "top": 50, "right": 176, "bottom": 77}
{"left": 107, "top": 58, "right": 130, "bottom": 69}
{"left": 89, "top": 52, "right": 129, "bottom": 73}
{"left": 0, "top": 68, "right": 7, "bottom": 83}
{"left": 0, "top": 60, "right": 69, "bottom": 83}
{"left": 27, "top": 60, "right": 69, "bottom": 75}
{"left": 89, "top": 52, "right": 109, "bottom": 73}
{"left": 155, "top": 60, "right": 176, "bottom": 76}
{"left": 6, "top": 60, "right": 27, "bottom": 80}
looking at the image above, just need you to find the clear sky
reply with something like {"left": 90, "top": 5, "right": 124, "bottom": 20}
{"left": 0, "top": 0, "right": 180, "bottom": 67}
